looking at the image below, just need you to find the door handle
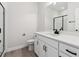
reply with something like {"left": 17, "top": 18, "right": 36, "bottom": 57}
{"left": 0, "top": 28, "right": 1, "bottom": 33}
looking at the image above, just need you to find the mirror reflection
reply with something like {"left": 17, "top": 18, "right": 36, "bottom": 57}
{"left": 47, "top": 2, "right": 79, "bottom": 32}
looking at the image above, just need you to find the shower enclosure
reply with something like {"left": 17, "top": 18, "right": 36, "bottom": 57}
{"left": 0, "top": 3, "right": 5, "bottom": 56}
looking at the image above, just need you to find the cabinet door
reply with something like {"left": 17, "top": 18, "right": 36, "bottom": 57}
{"left": 38, "top": 39, "right": 46, "bottom": 57}
{"left": 45, "top": 44, "right": 58, "bottom": 57}
{"left": 34, "top": 35, "right": 39, "bottom": 56}
{"left": 34, "top": 35, "right": 45, "bottom": 57}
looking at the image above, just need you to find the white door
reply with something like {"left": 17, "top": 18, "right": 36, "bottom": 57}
{"left": 45, "top": 44, "right": 58, "bottom": 57}
{"left": 0, "top": 3, "right": 4, "bottom": 55}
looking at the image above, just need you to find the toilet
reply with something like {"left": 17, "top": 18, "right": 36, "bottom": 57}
{"left": 27, "top": 39, "right": 34, "bottom": 51}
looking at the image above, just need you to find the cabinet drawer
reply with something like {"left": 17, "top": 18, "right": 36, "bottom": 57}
{"left": 38, "top": 35, "right": 58, "bottom": 49}
{"left": 59, "top": 42, "right": 79, "bottom": 57}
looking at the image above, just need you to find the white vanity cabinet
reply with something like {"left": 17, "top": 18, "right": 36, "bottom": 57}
{"left": 34, "top": 32, "right": 79, "bottom": 57}
{"left": 34, "top": 34, "right": 58, "bottom": 57}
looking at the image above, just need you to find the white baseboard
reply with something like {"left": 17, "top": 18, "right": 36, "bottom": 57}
{"left": 6, "top": 44, "right": 28, "bottom": 53}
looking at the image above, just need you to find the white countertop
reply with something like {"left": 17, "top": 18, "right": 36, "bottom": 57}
{"left": 35, "top": 31, "right": 79, "bottom": 48}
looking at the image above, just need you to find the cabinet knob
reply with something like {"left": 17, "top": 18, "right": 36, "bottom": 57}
{"left": 35, "top": 35, "right": 37, "bottom": 37}
{"left": 0, "top": 40, "right": 1, "bottom": 43}
{"left": 59, "top": 56, "right": 62, "bottom": 57}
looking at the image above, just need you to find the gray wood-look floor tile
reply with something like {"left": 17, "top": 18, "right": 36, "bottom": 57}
{"left": 4, "top": 47, "right": 37, "bottom": 57}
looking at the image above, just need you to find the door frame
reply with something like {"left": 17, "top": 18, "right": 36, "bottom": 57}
{"left": 0, "top": 2, "right": 5, "bottom": 56}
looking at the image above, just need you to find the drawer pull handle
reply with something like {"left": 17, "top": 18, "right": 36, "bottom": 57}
{"left": 66, "top": 49, "right": 77, "bottom": 56}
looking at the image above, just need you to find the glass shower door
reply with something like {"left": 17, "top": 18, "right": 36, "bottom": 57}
{"left": 0, "top": 3, "right": 5, "bottom": 56}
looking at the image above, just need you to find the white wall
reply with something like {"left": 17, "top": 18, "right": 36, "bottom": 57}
{"left": 6, "top": 2, "right": 37, "bottom": 52}
{"left": 37, "top": 2, "right": 46, "bottom": 32}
